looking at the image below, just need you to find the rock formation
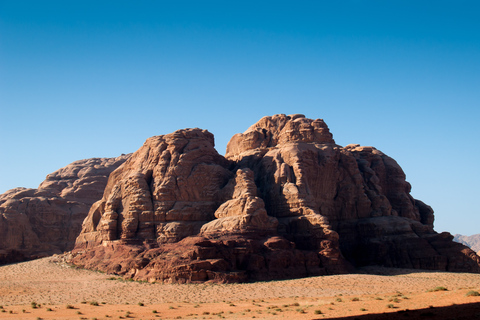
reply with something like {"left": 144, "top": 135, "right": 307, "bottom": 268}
{"left": 0, "top": 155, "right": 129, "bottom": 264}
{"left": 69, "top": 114, "right": 480, "bottom": 283}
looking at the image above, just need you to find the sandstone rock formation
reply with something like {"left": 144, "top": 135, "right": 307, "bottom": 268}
{"left": 0, "top": 155, "right": 129, "bottom": 264}
{"left": 69, "top": 114, "right": 480, "bottom": 283}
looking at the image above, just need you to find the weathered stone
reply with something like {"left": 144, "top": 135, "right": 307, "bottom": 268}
{"left": 67, "top": 114, "right": 480, "bottom": 282}
{"left": 75, "top": 129, "right": 233, "bottom": 248}
{"left": 0, "top": 155, "right": 129, "bottom": 263}
{"left": 200, "top": 168, "right": 278, "bottom": 235}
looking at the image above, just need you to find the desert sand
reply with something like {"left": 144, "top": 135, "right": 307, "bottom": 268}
{"left": 1, "top": 256, "right": 480, "bottom": 319}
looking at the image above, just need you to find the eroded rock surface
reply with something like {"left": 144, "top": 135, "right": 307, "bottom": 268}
{"left": 0, "top": 155, "right": 129, "bottom": 264}
{"left": 69, "top": 114, "right": 480, "bottom": 283}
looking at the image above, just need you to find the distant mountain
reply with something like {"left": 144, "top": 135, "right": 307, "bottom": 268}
{"left": 454, "top": 234, "right": 480, "bottom": 253}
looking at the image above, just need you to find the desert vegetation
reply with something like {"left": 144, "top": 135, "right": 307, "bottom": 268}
{"left": 0, "top": 257, "right": 480, "bottom": 319}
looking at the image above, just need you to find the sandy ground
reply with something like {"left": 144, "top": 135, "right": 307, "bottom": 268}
{"left": 1, "top": 256, "right": 480, "bottom": 319}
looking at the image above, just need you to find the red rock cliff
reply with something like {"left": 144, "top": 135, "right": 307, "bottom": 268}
{"left": 68, "top": 115, "right": 480, "bottom": 282}
{"left": 0, "top": 155, "right": 129, "bottom": 264}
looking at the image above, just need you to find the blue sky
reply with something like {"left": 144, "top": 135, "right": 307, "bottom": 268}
{"left": 1, "top": 1, "right": 479, "bottom": 235}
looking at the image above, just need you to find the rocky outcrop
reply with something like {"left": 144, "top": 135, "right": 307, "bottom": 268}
{"left": 227, "top": 115, "right": 477, "bottom": 272}
{"left": 0, "top": 155, "right": 129, "bottom": 264}
{"left": 69, "top": 114, "right": 480, "bottom": 283}
{"left": 75, "top": 129, "right": 232, "bottom": 246}
{"left": 71, "top": 128, "right": 340, "bottom": 282}
{"left": 200, "top": 168, "right": 278, "bottom": 235}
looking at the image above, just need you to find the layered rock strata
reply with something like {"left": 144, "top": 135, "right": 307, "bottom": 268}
{"left": 0, "top": 155, "right": 129, "bottom": 264}
{"left": 69, "top": 114, "right": 480, "bottom": 283}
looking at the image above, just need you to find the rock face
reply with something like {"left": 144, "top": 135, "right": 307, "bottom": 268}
{"left": 0, "top": 155, "right": 129, "bottom": 264}
{"left": 69, "top": 114, "right": 480, "bottom": 283}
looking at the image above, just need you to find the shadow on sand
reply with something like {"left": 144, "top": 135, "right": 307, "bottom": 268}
{"left": 356, "top": 265, "right": 452, "bottom": 276}
{"left": 312, "top": 302, "right": 480, "bottom": 320}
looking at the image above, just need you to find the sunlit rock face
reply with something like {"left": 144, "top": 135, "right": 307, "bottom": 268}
{"left": 0, "top": 155, "right": 130, "bottom": 264}
{"left": 69, "top": 114, "right": 480, "bottom": 283}
{"left": 76, "top": 129, "right": 233, "bottom": 246}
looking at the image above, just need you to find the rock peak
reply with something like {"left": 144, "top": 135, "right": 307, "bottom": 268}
{"left": 226, "top": 114, "right": 334, "bottom": 159}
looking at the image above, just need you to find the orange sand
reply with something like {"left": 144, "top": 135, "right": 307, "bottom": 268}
{"left": 1, "top": 256, "right": 480, "bottom": 319}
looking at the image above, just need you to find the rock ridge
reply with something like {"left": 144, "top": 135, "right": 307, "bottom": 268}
{"left": 0, "top": 155, "right": 130, "bottom": 264}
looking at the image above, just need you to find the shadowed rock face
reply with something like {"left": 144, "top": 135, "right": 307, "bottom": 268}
{"left": 0, "top": 155, "right": 130, "bottom": 264}
{"left": 69, "top": 114, "right": 480, "bottom": 283}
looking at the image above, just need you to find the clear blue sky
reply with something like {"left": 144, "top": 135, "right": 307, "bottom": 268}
{"left": 1, "top": 1, "right": 479, "bottom": 235}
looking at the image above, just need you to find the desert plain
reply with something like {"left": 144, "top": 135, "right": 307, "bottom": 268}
{"left": 1, "top": 256, "right": 480, "bottom": 320}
